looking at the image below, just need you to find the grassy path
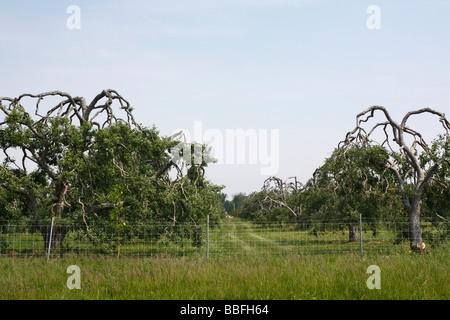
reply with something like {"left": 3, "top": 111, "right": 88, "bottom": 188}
{"left": 209, "top": 219, "right": 403, "bottom": 256}
{"left": 210, "top": 219, "right": 289, "bottom": 255}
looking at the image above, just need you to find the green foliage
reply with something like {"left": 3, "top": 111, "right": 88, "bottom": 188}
{"left": 0, "top": 235, "right": 9, "bottom": 252}
{"left": 420, "top": 136, "right": 450, "bottom": 226}
{"left": 221, "top": 192, "right": 247, "bottom": 215}
{"left": 239, "top": 144, "right": 405, "bottom": 224}
{"left": 0, "top": 102, "right": 225, "bottom": 248}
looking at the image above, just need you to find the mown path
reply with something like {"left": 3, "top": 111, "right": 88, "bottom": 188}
{"left": 207, "top": 218, "right": 366, "bottom": 256}
{"left": 209, "top": 219, "right": 289, "bottom": 255}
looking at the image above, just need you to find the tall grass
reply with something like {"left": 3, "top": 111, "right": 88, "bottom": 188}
{"left": 0, "top": 247, "right": 448, "bottom": 300}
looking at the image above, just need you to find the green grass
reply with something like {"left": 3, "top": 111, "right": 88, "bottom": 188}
{"left": 0, "top": 248, "right": 448, "bottom": 300}
{"left": 1, "top": 219, "right": 448, "bottom": 300}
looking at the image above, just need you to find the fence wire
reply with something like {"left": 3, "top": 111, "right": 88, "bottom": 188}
{"left": 0, "top": 217, "right": 448, "bottom": 258}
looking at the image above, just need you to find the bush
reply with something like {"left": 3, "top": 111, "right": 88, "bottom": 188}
{"left": 0, "top": 236, "right": 9, "bottom": 253}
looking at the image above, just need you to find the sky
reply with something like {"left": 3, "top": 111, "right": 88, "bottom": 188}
{"left": 1, "top": 0, "right": 449, "bottom": 198}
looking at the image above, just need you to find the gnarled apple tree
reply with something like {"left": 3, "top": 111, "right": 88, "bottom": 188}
{"left": 339, "top": 106, "right": 449, "bottom": 250}
{"left": 0, "top": 90, "right": 223, "bottom": 251}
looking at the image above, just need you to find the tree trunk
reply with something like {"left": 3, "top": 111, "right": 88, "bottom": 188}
{"left": 40, "top": 224, "right": 69, "bottom": 252}
{"left": 7, "top": 183, "right": 71, "bottom": 253}
{"left": 407, "top": 196, "right": 423, "bottom": 251}
{"left": 40, "top": 182, "right": 70, "bottom": 252}
{"left": 54, "top": 182, "right": 67, "bottom": 218}
{"left": 348, "top": 224, "right": 358, "bottom": 242}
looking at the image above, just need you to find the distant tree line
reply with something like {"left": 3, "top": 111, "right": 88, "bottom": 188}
{"left": 220, "top": 192, "right": 247, "bottom": 216}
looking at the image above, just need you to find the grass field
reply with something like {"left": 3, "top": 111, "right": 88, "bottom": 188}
{"left": 1, "top": 218, "right": 448, "bottom": 300}
{"left": 0, "top": 248, "right": 448, "bottom": 300}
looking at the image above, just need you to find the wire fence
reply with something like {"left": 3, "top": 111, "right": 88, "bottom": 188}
{"left": 0, "top": 217, "right": 448, "bottom": 259}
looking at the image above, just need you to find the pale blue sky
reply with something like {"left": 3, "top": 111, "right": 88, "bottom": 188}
{"left": 1, "top": 1, "right": 449, "bottom": 197}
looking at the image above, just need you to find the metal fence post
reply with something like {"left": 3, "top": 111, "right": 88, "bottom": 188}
{"left": 47, "top": 217, "right": 54, "bottom": 261}
{"left": 359, "top": 214, "right": 363, "bottom": 259}
{"left": 206, "top": 215, "right": 210, "bottom": 261}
